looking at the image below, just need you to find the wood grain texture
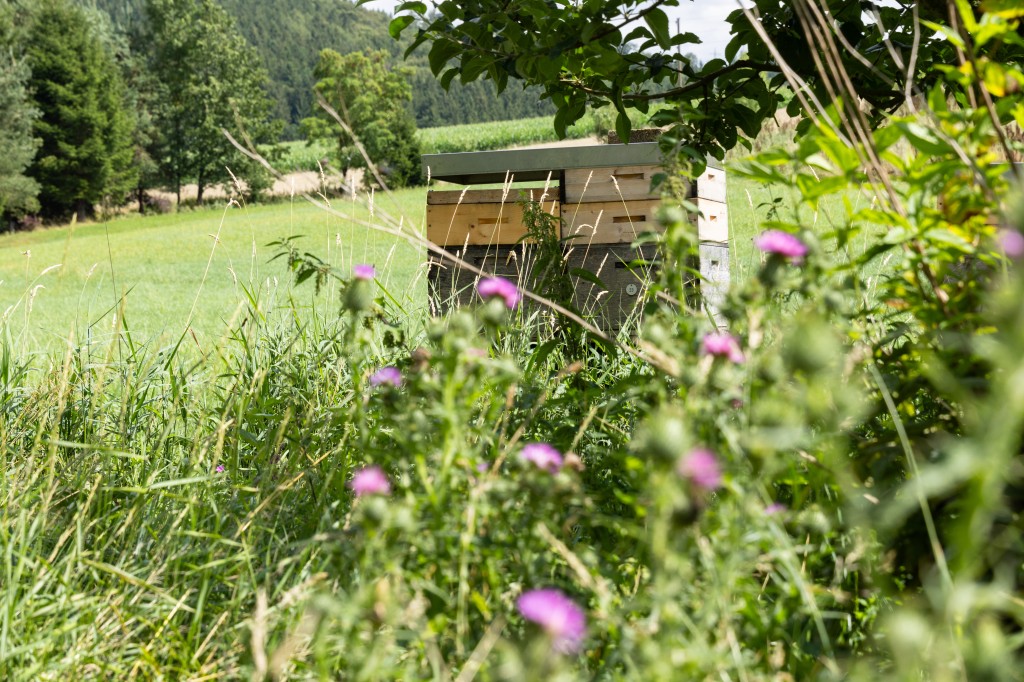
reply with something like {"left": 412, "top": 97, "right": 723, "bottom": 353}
{"left": 564, "top": 165, "right": 671, "bottom": 203}
{"left": 426, "top": 200, "right": 560, "bottom": 246}
{"left": 565, "top": 243, "right": 660, "bottom": 331}
{"left": 561, "top": 199, "right": 663, "bottom": 244}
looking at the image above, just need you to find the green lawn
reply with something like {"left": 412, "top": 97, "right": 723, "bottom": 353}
{"left": 0, "top": 189, "right": 429, "bottom": 356}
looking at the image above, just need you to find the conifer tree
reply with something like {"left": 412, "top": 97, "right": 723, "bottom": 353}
{"left": 0, "top": 0, "right": 40, "bottom": 225}
{"left": 26, "top": 0, "right": 137, "bottom": 220}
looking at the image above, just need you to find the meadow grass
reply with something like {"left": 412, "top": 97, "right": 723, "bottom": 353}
{"left": 0, "top": 189, "right": 429, "bottom": 356}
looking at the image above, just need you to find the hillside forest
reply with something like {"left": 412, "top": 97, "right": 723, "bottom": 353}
{"left": 0, "top": 0, "right": 555, "bottom": 225}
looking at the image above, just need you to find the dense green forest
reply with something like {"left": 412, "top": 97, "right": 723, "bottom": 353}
{"left": 80, "top": 0, "right": 555, "bottom": 135}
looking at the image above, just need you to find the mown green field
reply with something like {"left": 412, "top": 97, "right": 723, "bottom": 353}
{"left": 0, "top": 190, "right": 429, "bottom": 356}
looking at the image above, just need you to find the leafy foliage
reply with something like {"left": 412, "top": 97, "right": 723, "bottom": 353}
{"left": 81, "top": 0, "right": 557, "bottom": 135}
{"left": 144, "top": 0, "right": 278, "bottom": 204}
{"left": 387, "top": 0, "right": 1021, "bottom": 168}
{"left": 302, "top": 48, "right": 422, "bottom": 189}
{"left": 5, "top": 2, "right": 1024, "bottom": 679}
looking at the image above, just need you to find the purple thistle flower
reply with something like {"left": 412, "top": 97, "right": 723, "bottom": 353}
{"left": 702, "top": 332, "right": 745, "bottom": 364}
{"left": 215, "top": 464, "right": 225, "bottom": 474}
{"left": 349, "top": 465, "right": 391, "bottom": 497}
{"left": 1000, "top": 229, "right": 1024, "bottom": 258}
{"left": 677, "top": 448, "right": 723, "bottom": 491}
{"left": 369, "top": 366, "right": 402, "bottom": 387}
{"left": 353, "top": 264, "right": 376, "bottom": 281}
{"left": 755, "top": 230, "right": 808, "bottom": 261}
{"left": 517, "top": 588, "right": 586, "bottom": 654}
{"left": 520, "top": 443, "right": 564, "bottom": 473}
{"left": 477, "top": 276, "right": 522, "bottom": 309}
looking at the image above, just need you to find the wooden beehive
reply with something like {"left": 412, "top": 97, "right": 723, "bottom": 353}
{"left": 421, "top": 144, "right": 729, "bottom": 329}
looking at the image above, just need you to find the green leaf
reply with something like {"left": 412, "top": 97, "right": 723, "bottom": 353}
{"left": 920, "top": 20, "right": 965, "bottom": 49}
{"left": 897, "top": 121, "right": 952, "bottom": 156}
{"left": 644, "top": 8, "right": 671, "bottom": 49}
{"left": 389, "top": 15, "right": 415, "bottom": 40}
{"left": 428, "top": 40, "right": 461, "bottom": 76}
{"left": 439, "top": 67, "right": 460, "bottom": 90}
{"left": 553, "top": 105, "right": 569, "bottom": 139}
{"left": 615, "top": 110, "right": 631, "bottom": 145}
{"left": 671, "top": 32, "right": 700, "bottom": 46}
{"left": 526, "top": 339, "right": 561, "bottom": 372}
{"left": 569, "top": 267, "right": 608, "bottom": 289}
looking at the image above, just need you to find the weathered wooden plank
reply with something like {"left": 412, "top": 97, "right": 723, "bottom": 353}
{"left": 565, "top": 243, "right": 660, "bottom": 331}
{"left": 423, "top": 143, "right": 663, "bottom": 184}
{"left": 561, "top": 200, "right": 663, "bottom": 244}
{"left": 427, "top": 244, "right": 561, "bottom": 314}
{"left": 426, "top": 188, "right": 557, "bottom": 205}
{"left": 563, "top": 165, "right": 669, "bottom": 203}
{"left": 426, "top": 201, "right": 560, "bottom": 246}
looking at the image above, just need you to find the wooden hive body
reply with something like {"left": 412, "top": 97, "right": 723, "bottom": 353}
{"left": 421, "top": 144, "right": 729, "bottom": 330}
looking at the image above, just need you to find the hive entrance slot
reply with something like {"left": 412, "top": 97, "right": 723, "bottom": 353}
{"left": 612, "top": 215, "right": 645, "bottom": 224}
{"left": 479, "top": 217, "right": 509, "bottom": 225}
{"left": 613, "top": 260, "right": 658, "bottom": 269}
{"left": 612, "top": 172, "right": 645, "bottom": 180}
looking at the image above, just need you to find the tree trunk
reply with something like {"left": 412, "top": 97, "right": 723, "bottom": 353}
{"left": 75, "top": 199, "right": 92, "bottom": 222}
{"left": 197, "top": 167, "right": 205, "bottom": 205}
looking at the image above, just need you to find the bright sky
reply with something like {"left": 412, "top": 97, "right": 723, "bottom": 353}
{"left": 361, "top": 0, "right": 743, "bottom": 61}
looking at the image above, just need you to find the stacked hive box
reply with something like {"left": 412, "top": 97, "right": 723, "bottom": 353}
{"left": 423, "top": 144, "right": 728, "bottom": 330}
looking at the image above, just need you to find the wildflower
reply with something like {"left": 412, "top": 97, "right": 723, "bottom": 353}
{"left": 766, "top": 502, "right": 786, "bottom": 515}
{"left": 349, "top": 465, "right": 391, "bottom": 496}
{"left": 369, "top": 366, "right": 402, "bottom": 387}
{"left": 476, "top": 461, "right": 490, "bottom": 473}
{"left": 353, "top": 264, "right": 376, "bottom": 281}
{"left": 517, "top": 588, "right": 586, "bottom": 654}
{"left": 477, "top": 276, "right": 522, "bottom": 309}
{"left": 755, "top": 230, "right": 808, "bottom": 261}
{"left": 520, "top": 443, "right": 564, "bottom": 473}
{"left": 702, "top": 332, "right": 745, "bottom": 364}
{"left": 677, "top": 448, "right": 722, "bottom": 491}
{"left": 215, "top": 464, "right": 225, "bottom": 474}
{"left": 999, "top": 229, "right": 1024, "bottom": 258}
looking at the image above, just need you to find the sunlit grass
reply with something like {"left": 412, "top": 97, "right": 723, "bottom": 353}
{"left": 0, "top": 190, "right": 428, "bottom": 356}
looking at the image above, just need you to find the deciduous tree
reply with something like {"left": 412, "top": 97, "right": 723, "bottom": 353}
{"left": 386, "top": 0, "right": 1011, "bottom": 167}
{"left": 302, "top": 48, "right": 422, "bottom": 189}
{"left": 144, "top": 0, "right": 276, "bottom": 204}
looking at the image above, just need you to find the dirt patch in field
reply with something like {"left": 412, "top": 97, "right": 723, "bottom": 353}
{"left": 149, "top": 168, "right": 359, "bottom": 207}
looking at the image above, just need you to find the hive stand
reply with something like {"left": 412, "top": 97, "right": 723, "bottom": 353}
{"left": 422, "top": 143, "right": 728, "bottom": 330}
